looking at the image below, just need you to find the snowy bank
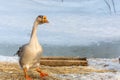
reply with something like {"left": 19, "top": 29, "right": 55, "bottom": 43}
{"left": 0, "top": 56, "right": 120, "bottom": 80}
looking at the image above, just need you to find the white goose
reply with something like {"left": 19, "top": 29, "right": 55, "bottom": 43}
{"left": 15, "top": 15, "right": 49, "bottom": 80}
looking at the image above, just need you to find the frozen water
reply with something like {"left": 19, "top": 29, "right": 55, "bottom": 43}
{"left": 0, "top": 0, "right": 120, "bottom": 57}
{"left": 0, "top": 0, "right": 120, "bottom": 45}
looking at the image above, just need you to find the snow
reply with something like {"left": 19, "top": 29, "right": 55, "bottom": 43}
{"left": 0, "top": 55, "right": 18, "bottom": 62}
{"left": 54, "top": 72, "right": 120, "bottom": 80}
{"left": 0, "top": 56, "right": 120, "bottom": 80}
{"left": 52, "top": 58, "right": 120, "bottom": 80}
{"left": 88, "top": 58, "right": 120, "bottom": 71}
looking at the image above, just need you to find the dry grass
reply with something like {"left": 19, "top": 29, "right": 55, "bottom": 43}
{"left": 0, "top": 62, "right": 116, "bottom": 80}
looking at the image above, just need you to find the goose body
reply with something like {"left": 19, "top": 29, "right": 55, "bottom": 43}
{"left": 18, "top": 43, "right": 42, "bottom": 69}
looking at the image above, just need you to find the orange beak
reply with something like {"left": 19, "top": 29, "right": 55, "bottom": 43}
{"left": 42, "top": 16, "right": 49, "bottom": 23}
{"left": 45, "top": 20, "right": 49, "bottom": 23}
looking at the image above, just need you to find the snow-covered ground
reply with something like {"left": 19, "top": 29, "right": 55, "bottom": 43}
{"left": 54, "top": 72, "right": 120, "bottom": 80}
{"left": 54, "top": 58, "right": 120, "bottom": 80}
{"left": 0, "top": 56, "right": 120, "bottom": 80}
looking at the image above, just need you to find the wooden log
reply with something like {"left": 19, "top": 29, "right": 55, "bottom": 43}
{"left": 40, "top": 56, "right": 88, "bottom": 66}
{"left": 40, "top": 60, "right": 88, "bottom": 66}
{"left": 41, "top": 56, "right": 87, "bottom": 60}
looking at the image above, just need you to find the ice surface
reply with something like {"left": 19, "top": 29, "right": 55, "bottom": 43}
{"left": 0, "top": 0, "right": 120, "bottom": 46}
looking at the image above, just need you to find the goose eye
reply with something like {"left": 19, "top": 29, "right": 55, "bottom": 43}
{"left": 43, "top": 17, "right": 46, "bottom": 19}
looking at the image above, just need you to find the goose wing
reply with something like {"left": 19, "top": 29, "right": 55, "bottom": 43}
{"left": 14, "top": 44, "right": 27, "bottom": 57}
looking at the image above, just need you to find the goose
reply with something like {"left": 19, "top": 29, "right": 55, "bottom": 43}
{"left": 15, "top": 15, "right": 49, "bottom": 80}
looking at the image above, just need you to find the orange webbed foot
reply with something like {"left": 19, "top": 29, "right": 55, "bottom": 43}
{"left": 36, "top": 68, "right": 48, "bottom": 78}
{"left": 23, "top": 68, "right": 32, "bottom": 80}
{"left": 40, "top": 72, "right": 48, "bottom": 77}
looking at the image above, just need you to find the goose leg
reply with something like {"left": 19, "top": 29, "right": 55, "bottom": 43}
{"left": 36, "top": 68, "right": 48, "bottom": 77}
{"left": 23, "top": 68, "right": 32, "bottom": 80}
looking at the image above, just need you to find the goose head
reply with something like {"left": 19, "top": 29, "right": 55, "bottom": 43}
{"left": 36, "top": 15, "right": 49, "bottom": 24}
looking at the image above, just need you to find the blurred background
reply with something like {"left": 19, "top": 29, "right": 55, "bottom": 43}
{"left": 0, "top": 0, "right": 120, "bottom": 58}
